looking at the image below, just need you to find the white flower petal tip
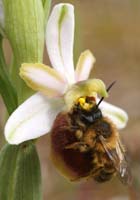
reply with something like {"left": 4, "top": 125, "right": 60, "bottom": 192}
{"left": 20, "top": 63, "right": 68, "bottom": 97}
{"left": 98, "top": 100, "right": 128, "bottom": 129}
{"left": 46, "top": 3, "right": 75, "bottom": 84}
{"left": 75, "top": 50, "right": 96, "bottom": 82}
{"left": 4, "top": 93, "right": 64, "bottom": 145}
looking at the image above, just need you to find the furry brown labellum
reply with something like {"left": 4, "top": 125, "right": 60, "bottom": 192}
{"left": 50, "top": 111, "right": 117, "bottom": 182}
{"left": 50, "top": 95, "right": 131, "bottom": 184}
{"left": 50, "top": 112, "right": 94, "bottom": 181}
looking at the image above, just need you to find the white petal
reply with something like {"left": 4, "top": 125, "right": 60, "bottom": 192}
{"left": 4, "top": 93, "right": 64, "bottom": 144}
{"left": 20, "top": 63, "right": 68, "bottom": 97}
{"left": 46, "top": 3, "right": 75, "bottom": 84}
{"left": 98, "top": 99, "right": 128, "bottom": 129}
{"left": 75, "top": 50, "right": 96, "bottom": 82}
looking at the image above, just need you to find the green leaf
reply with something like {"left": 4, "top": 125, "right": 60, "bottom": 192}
{"left": 0, "top": 142, "right": 42, "bottom": 200}
{"left": 0, "top": 35, "right": 18, "bottom": 115}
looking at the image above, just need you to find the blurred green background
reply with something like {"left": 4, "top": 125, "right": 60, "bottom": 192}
{"left": 1, "top": 0, "right": 140, "bottom": 199}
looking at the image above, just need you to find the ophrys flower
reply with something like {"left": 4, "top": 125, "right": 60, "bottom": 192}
{"left": 4, "top": 3, "right": 128, "bottom": 145}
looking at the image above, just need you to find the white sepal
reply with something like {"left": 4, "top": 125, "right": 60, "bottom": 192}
{"left": 46, "top": 3, "right": 75, "bottom": 84}
{"left": 4, "top": 92, "right": 64, "bottom": 144}
{"left": 98, "top": 100, "right": 128, "bottom": 129}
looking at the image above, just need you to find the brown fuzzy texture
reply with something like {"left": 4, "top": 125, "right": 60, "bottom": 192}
{"left": 50, "top": 112, "right": 93, "bottom": 180}
{"left": 50, "top": 112, "right": 126, "bottom": 183}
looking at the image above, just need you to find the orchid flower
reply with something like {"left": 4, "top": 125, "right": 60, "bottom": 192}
{"left": 4, "top": 3, "right": 128, "bottom": 145}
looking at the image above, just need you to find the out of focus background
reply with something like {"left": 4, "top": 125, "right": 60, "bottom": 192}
{"left": 1, "top": 0, "right": 140, "bottom": 199}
